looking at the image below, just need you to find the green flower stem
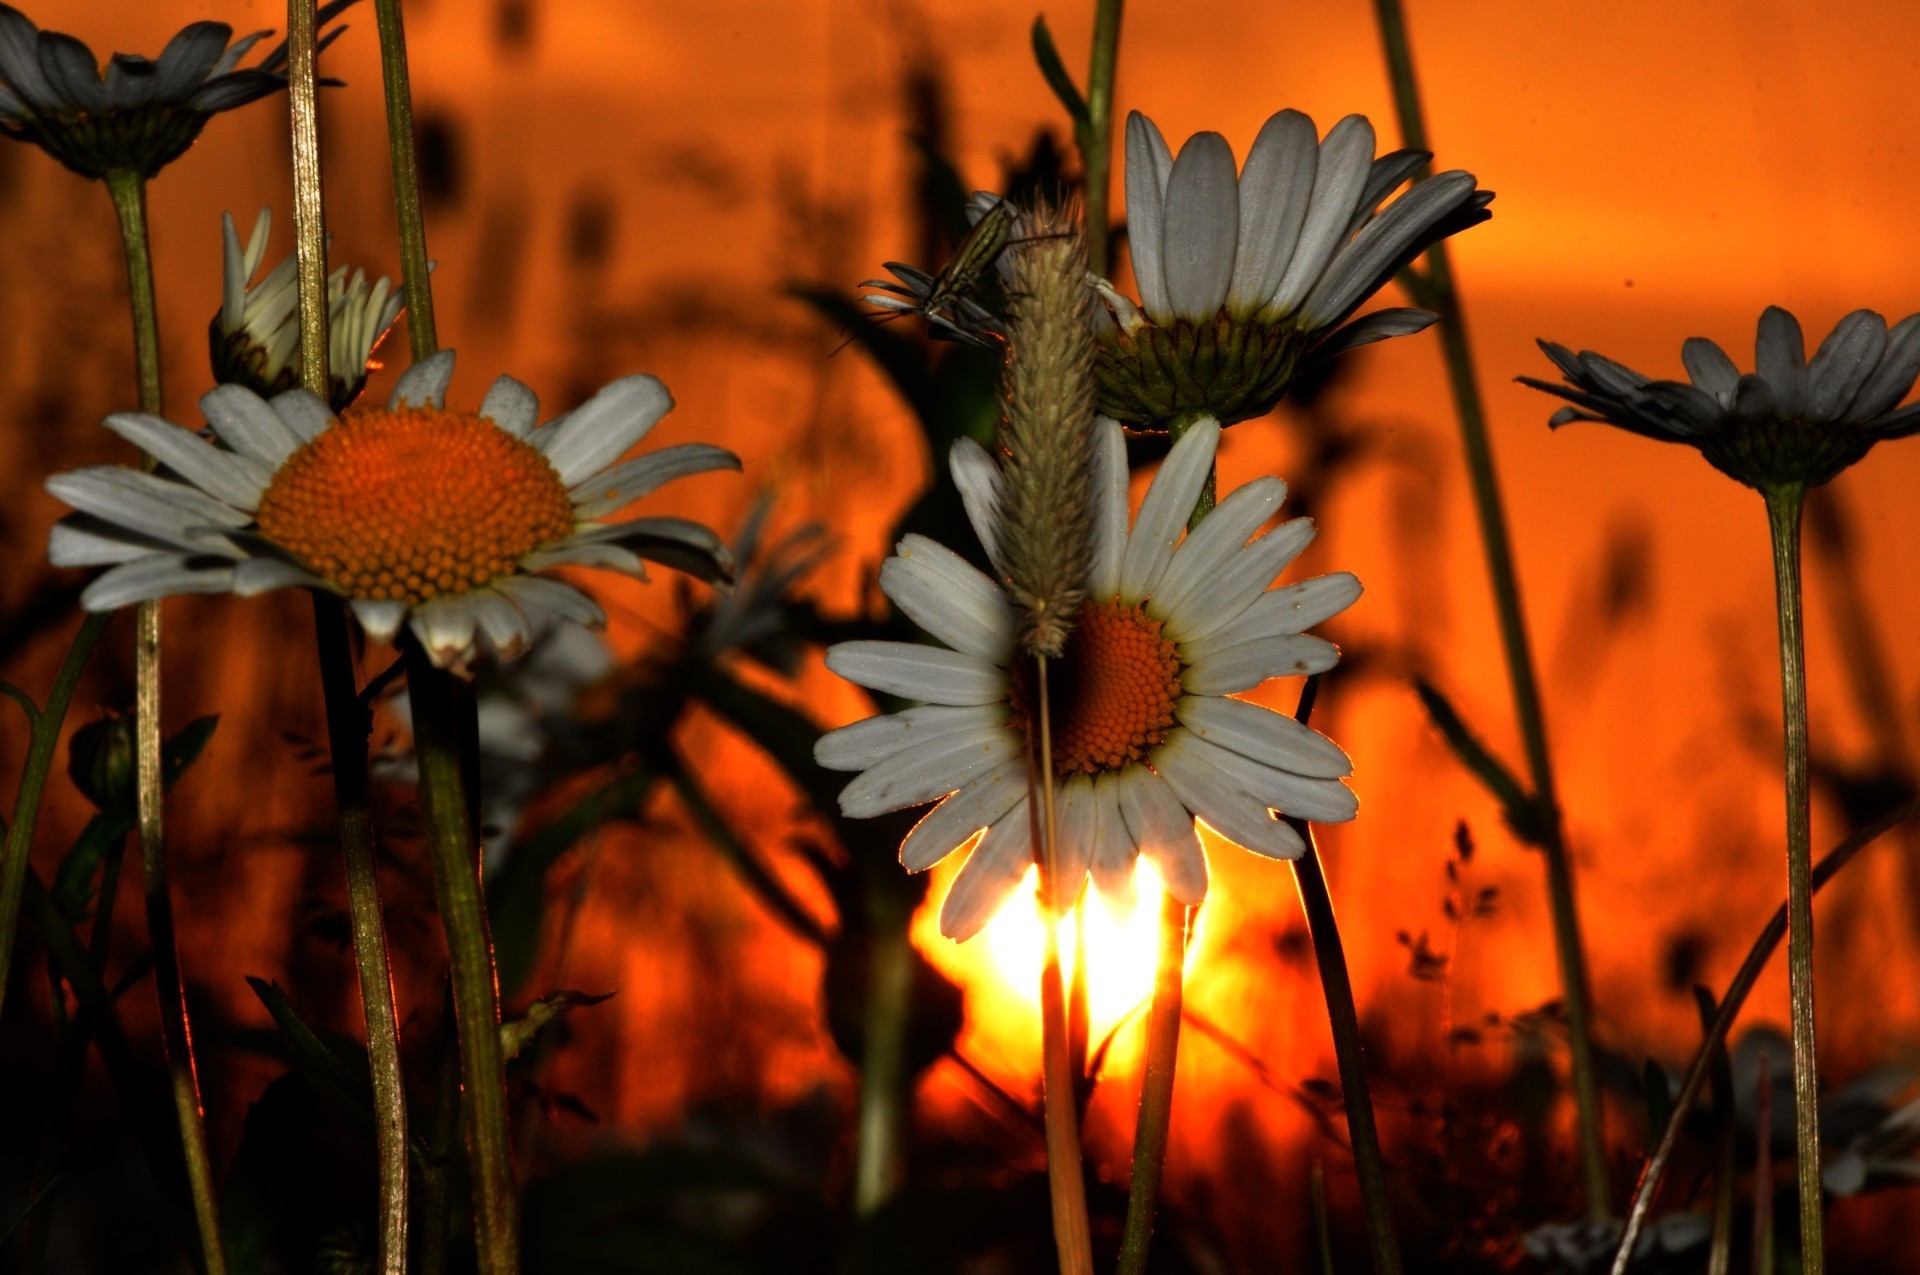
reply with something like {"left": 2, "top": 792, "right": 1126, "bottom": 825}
{"left": 852, "top": 893, "right": 914, "bottom": 1214}
{"left": 1288, "top": 675, "right": 1402, "bottom": 1275}
{"left": 1368, "top": 0, "right": 1608, "bottom": 1218}
{"left": 1032, "top": 654, "right": 1096, "bottom": 1275}
{"left": 1116, "top": 414, "right": 1212, "bottom": 1272}
{"left": 373, "top": 0, "right": 438, "bottom": 360}
{"left": 415, "top": 984, "right": 463, "bottom": 1275}
{"left": 1605, "top": 796, "right": 1917, "bottom": 1274}
{"left": 1763, "top": 483, "right": 1823, "bottom": 1274}
{"left": 104, "top": 165, "right": 230, "bottom": 1275}
{"left": 406, "top": 645, "right": 519, "bottom": 1275}
{"left": 286, "top": 5, "right": 411, "bottom": 1263}
{"left": 0, "top": 613, "right": 109, "bottom": 1024}
{"left": 1080, "top": 0, "right": 1125, "bottom": 275}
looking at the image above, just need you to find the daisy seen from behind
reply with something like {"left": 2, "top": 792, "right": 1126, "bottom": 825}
{"left": 46, "top": 349, "right": 739, "bottom": 670}
{"left": 816, "top": 417, "right": 1360, "bottom": 941}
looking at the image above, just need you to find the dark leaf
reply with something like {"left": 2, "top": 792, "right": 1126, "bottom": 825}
{"left": 1029, "top": 16, "right": 1089, "bottom": 130}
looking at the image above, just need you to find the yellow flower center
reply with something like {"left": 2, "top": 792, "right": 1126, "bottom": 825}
{"left": 1010, "top": 599, "right": 1183, "bottom": 775}
{"left": 255, "top": 407, "right": 575, "bottom": 604}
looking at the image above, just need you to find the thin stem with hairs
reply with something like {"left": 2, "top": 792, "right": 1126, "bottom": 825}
{"left": 1764, "top": 483, "right": 1822, "bottom": 1274}
{"left": 1369, "top": 0, "right": 1607, "bottom": 1216}
{"left": 104, "top": 165, "right": 229, "bottom": 1275}
{"left": 286, "top": 4, "right": 410, "bottom": 1266}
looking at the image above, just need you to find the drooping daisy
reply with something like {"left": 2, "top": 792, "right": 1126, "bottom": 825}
{"left": 816, "top": 417, "right": 1360, "bottom": 941}
{"left": 1520, "top": 305, "right": 1920, "bottom": 490}
{"left": 46, "top": 349, "right": 739, "bottom": 670}
{"left": 0, "top": 1, "right": 354, "bottom": 180}
{"left": 1096, "top": 109, "right": 1492, "bottom": 429}
{"left": 210, "top": 207, "right": 408, "bottom": 412}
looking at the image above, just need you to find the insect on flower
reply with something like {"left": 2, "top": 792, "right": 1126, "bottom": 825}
{"left": 855, "top": 198, "right": 1018, "bottom": 350}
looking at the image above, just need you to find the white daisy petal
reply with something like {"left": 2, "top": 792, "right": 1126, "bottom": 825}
{"left": 201, "top": 383, "right": 305, "bottom": 466}
{"left": 948, "top": 437, "right": 1008, "bottom": 576}
{"left": 230, "top": 557, "right": 327, "bottom": 597}
{"left": 879, "top": 534, "right": 1016, "bottom": 662}
{"left": 1307, "top": 308, "right": 1437, "bottom": 364}
{"left": 351, "top": 597, "right": 408, "bottom": 643}
{"left": 1227, "top": 109, "right": 1318, "bottom": 315}
{"left": 1164, "top": 518, "right": 1319, "bottom": 646}
{"left": 1155, "top": 732, "right": 1304, "bottom": 859}
{"left": 100, "top": 411, "right": 270, "bottom": 510}
{"left": 940, "top": 798, "right": 1035, "bottom": 942}
{"left": 469, "top": 589, "right": 534, "bottom": 659}
{"left": 537, "top": 374, "right": 674, "bottom": 487}
{"left": 1124, "top": 111, "right": 1176, "bottom": 321}
{"left": 1299, "top": 170, "right": 1477, "bottom": 329}
{"left": 1805, "top": 310, "right": 1888, "bottom": 422}
{"left": 1087, "top": 418, "right": 1130, "bottom": 600}
{"left": 1149, "top": 475, "right": 1286, "bottom": 620}
{"left": 1174, "top": 694, "right": 1351, "bottom": 779}
{"left": 899, "top": 758, "right": 1028, "bottom": 872}
{"left": 1189, "top": 572, "right": 1363, "bottom": 657}
{"left": 1087, "top": 771, "right": 1138, "bottom": 910}
{"left": 824, "top": 640, "right": 1007, "bottom": 706}
{"left": 1159, "top": 131, "right": 1240, "bottom": 323}
{"left": 268, "top": 388, "right": 335, "bottom": 443}
{"left": 48, "top": 518, "right": 166, "bottom": 567}
{"left": 569, "top": 444, "right": 741, "bottom": 520}
{"left": 1754, "top": 307, "right": 1807, "bottom": 419}
{"left": 1118, "top": 764, "right": 1208, "bottom": 904}
{"left": 1047, "top": 772, "right": 1096, "bottom": 898}
{"left": 816, "top": 704, "right": 1008, "bottom": 772}
{"left": 520, "top": 540, "right": 648, "bottom": 576}
{"left": 389, "top": 348, "right": 457, "bottom": 410}
{"left": 47, "top": 467, "right": 250, "bottom": 548}
{"left": 410, "top": 595, "right": 480, "bottom": 669}
{"left": 1181, "top": 633, "right": 1341, "bottom": 695}
{"left": 1176, "top": 729, "right": 1357, "bottom": 823}
{"left": 80, "top": 555, "right": 237, "bottom": 611}
{"left": 1118, "top": 417, "right": 1219, "bottom": 600}
{"left": 835, "top": 724, "right": 1023, "bottom": 818}
{"left": 479, "top": 375, "right": 539, "bottom": 437}
{"left": 494, "top": 574, "right": 607, "bottom": 629}
{"left": 1269, "top": 114, "right": 1375, "bottom": 319}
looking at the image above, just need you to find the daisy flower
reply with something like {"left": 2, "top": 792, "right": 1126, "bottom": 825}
{"left": 816, "top": 417, "right": 1360, "bottom": 941}
{"left": 45, "top": 349, "right": 739, "bottom": 670}
{"left": 210, "top": 207, "right": 408, "bottom": 412}
{"left": 1521, "top": 305, "right": 1920, "bottom": 490}
{"left": 1097, "top": 109, "right": 1492, "bottom": 429}
{"left": 0, "top": 1, "right": 354, "bottom": 180}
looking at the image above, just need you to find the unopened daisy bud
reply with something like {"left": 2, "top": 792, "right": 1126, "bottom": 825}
{"left": 998, "top": 201, "right": 1097, "bottom": 658}
{"left": 209, "top": 208, "right": 408, "bottom": 413}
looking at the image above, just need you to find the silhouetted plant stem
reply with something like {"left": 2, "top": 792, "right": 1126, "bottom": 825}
{"left": 1368, "top": 0, "right": 1607, "bottom": 1218}
{"left": 1606, "top": 796, "right": 1918, "bottom": 1273}
{"left": 103, "top": 165, "right": 230, "bottom": 1275}
{"left": 374, "top": 0, "right": 437, "bottom": 359}
{"left": 1288, "top": 675, "right": 1402, "bottom": 1275}
{"left": 1753, "top": 1052, "right": 1775, "bottom": 1275}
{"left": 853, "top": 896, "right": 913, "bottom": 1214}
{"left": 415, "top": 983, "right": 462, "bottom": 1275}
{"left": 286, "top": 6, "right": 411, "bottom": 1266}
{"left": 1031, "top": 654, "right": 1095, "bottom": 1275}
{"left": 0, "top": 614, "right": 109, "bottom": 1024}
{"left": 1080, "top": 0, "right": 1124, "bottom": 274}
{"left": 1763, "top": 484, "right": 1822, "bottom": 1274}
{"left": 407, "top": 647, "right": 519, "bottom": 1275}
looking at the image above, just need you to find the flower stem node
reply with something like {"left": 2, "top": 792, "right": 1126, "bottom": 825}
{"left": 0, "top": 1, "right": 356, "bottom": 180}
{"left": 1523, "top": 305, "right": 1920, "bottom": 492}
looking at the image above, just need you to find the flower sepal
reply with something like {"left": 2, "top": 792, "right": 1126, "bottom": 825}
{"left": 1095, "top": 309, "right": 1310, "bottom": 430}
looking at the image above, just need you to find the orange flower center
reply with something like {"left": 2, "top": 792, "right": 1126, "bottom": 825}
{"left": 255, "top": 407, "right": 575, "bottom": 604}
{"left": 1010, "top": 599, "right": 1184, "bottom": 775}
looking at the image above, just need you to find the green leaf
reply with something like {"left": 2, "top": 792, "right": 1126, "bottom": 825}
{"left": 50, "top": 811, "right": 129, "bottom": 920}
{"left": 502, "top": 988, "right": 615, "bottom": 1061}
{"left": 1030, "top": 16, "right": 1089, "bottom": 130}
{"left": 1412, "top": 678, "right": 1546, "bottom": 844}
{"left": 0, "top": 680, "right": 38, "bottom": 727}
{"left": 245, "top": 976, "right": 375, "bottom": 1131}
{"left": 162, "top": 714, "right": 220, "bottom": 788}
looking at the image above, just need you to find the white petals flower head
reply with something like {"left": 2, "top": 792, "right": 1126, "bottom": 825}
{"left": 815, "top": 417, "right": 1362, "bottom": 942}
{"left": 45, "top": 349, "right": 741, "bottom": 671}
{"left": 1096, "top": 109, "right": 1492, "bottom": 430}
{"left": 1521, "top": 305, "right": 1920, "bottom": 492}
{"left": 0, "top": 0, "right": 355, "bottom": 180}
{"left": 210, "top": 207, "right": 407, "bottom": 412}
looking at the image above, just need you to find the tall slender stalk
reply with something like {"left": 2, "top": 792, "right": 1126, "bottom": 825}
{"left": 103, "top": 165, "right": 229, "bottom": 1275}
{"left": 1368, "top": 0, "right": 1607, "bottom": 1217}
{"left": 373, "top": 0, "right": 437, "bottom": 361}
{"left": 285, "top": 7, "right": 410, "bottom": 1265}
{"left": 853, "top": 899, "right": 914, "bottom": 1214}
{"left": 0, "top": 614, "right": 109, "bottom": 1024}
{"left": 1287, "top": 676, "right": 1402, "bottom": 1275}
{"left": 1032, "top": 655, "right": 1095, "bottom": 1275}
{"left": 1763, "top": 485, "right": 1822, "bottom": 1273}
{"left": 407, "top": 646, "right": 519, "bottom": 1274}
{"left": 1080, "top": 0, "right": 1124, "bottom": 275}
